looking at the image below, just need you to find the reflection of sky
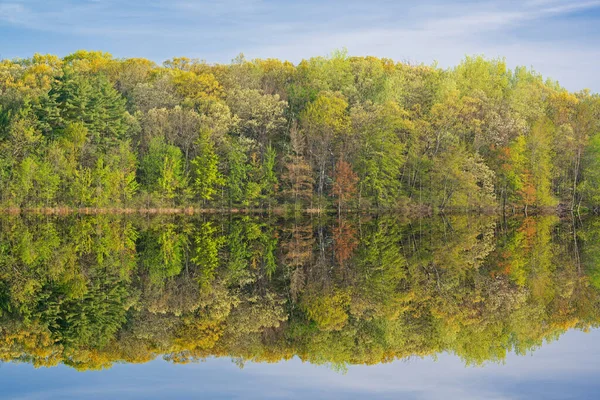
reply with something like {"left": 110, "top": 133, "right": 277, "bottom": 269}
{"left": 2, "top": 329, "right": 599, "bottom": 399}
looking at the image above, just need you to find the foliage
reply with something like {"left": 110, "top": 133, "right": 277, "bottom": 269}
{"left": 0, "top": 214, "right": 599, "bottom": 370}
{"left": 0, "top": 51, "right": 599, "bottom": 211}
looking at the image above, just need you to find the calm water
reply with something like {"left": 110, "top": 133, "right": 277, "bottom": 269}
{"left": 1, "top": 214, "right": 599, "bottom": 399}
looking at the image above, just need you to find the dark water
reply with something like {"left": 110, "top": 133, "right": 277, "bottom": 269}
{"left": 1, "top": 214, "right": 599, "bottom": 399}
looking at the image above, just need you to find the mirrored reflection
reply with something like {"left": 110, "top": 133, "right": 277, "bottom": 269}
{"left": 0, "top": 214, "right": 598, "bottom": 371}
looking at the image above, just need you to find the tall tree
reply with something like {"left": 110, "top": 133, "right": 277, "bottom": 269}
{"left": 332, "top": 159, "right": 358, "bottom": 213}
{"left": 300, "top": 93, "right": 350, "bottom": 208}
{"left": 191, "top": 131, "right": 225, "bottom": 203}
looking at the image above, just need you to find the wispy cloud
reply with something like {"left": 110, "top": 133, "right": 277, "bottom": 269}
{"left": 0, "top": 0, "right": 599, "bottom": 91}
{"left": 0, "top": 0, "right": 594, "bottom": 37}
{"left": 540, "top": 0, "right": 600, "bottom": 13}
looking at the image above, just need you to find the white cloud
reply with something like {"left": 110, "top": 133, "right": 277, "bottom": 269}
{"left": 238, "top": 0, "right": 600, "bottom": 91}
{"left": 0, "top": 0, "right": 599, "bottom": 91}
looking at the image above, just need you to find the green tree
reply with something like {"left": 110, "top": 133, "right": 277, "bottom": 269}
{"left": 139, "top": 137, "right": 187, "bottom": 204}
{"left": 50, "top": 70, "right": 129, "bottom": 148}
{"left": 191, "top": 131, "right": 225, "bottom": 203}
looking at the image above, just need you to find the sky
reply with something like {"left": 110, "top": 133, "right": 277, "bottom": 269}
{"left": 0, "top": 0, "right": 599, "bottom": 92}
{"left": 1, "top": 328, "right": 600, "bottom": 400}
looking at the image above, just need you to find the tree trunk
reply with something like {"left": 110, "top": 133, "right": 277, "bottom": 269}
{"left": 571, "top": 148, "right": 581, "bottom": 211}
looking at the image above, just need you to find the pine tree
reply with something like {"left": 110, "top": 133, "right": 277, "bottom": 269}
{"left": 51, "top": 71, "right": 128, "bottom": 148}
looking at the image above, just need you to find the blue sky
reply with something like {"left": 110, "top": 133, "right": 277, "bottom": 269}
{"left": 0, "top": 0, "right": 599, "bottom": 91}
{"left": 1, "top": 328, "right": 600, "bottom": 399}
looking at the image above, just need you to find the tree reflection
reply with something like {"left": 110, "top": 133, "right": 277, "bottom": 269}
{"left": 0, "top": 214, "right": 599, "bottom": 370}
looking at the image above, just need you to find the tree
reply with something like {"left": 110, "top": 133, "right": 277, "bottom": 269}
{"left": 158, "top": 150, "right": 186, "bottom": 203}
{"left": 261, "top": 145, "right": 278, "bottom": 208}
{"left": 580, "top": 133, "right": 600, "bottom": 210}
{"left": 170, "top": 69, "right": 223, "bottom": 108}
{"left": 226, "top": 138, "right": 250, "bottom": 206}
{"left": 430, "top": 148, "right": 496, "bottom": 211}
{"left": 1, "top": 50, "right": 600, "bottom": 213}
{"left": 227, "top": 88, "right": 286, "bottom": 150}
{"left": 191, "top": 131, "right": 225, "bottom": 203}
{"left": 300, "top": 93, "right": 350, "bottom": 208}
{"left": 136, "top": 106, "right": 202, "bottom": 171}
{"left": 50, "top": 70, "right": 129, "bottom": 148}
{"left": 351, "top": 101, "right": 408, "bottom": 207}
{"left": 526, "top": 117, "right": 555, "bottom": 208}
{"left": 281, "top": 156, "right": 314, "bottom": 207}
{"left": 139, "top": 137, "right": 187, "bottom": 204}
{"left": 332, "top": 159, "right": 358, "bottom": 212}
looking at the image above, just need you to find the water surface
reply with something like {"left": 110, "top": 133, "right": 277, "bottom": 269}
{"left": 1, "top": 215, "right": 599, "bottom": 398}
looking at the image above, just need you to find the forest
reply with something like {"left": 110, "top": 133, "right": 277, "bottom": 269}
{"left": 1, "top": 50, "right": 599, "bottom": 213}
{"left": 0, "top": 214, "right": 599, "bottom": 370}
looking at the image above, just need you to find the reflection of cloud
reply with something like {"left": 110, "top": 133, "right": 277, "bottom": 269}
{"left": 237, "top": 328, "right": 600, "bottom": 400}
{"left": 0, "top": 0, "right": 599, "bottom": 91}
{"left": 2, "top": 329, "right": 600, "bottom": 400}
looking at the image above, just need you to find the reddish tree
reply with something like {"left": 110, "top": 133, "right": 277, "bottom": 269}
{"left": 332, "top": 159, "right": 359, "bottom": 212}
{"left": 518, "top": 170, "right": 537, "bottom": 215}
{"left": 333, "top": 220, "right": 358, "bottom": 267}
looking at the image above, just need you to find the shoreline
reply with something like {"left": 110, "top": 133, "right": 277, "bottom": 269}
{"left": 0, "top": 205, "right": 586, "bottom": 217}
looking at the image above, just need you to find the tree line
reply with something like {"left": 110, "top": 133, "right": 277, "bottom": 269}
{"left": 0, "top": 214, "right": 599, "bottom": 370}
{"left": 1, "top": 50, "right": 599, "bottom": 212}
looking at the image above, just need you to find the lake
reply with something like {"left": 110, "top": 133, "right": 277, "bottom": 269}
{"left": 0, "top": 214, "right": 599, "bottom": 399}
